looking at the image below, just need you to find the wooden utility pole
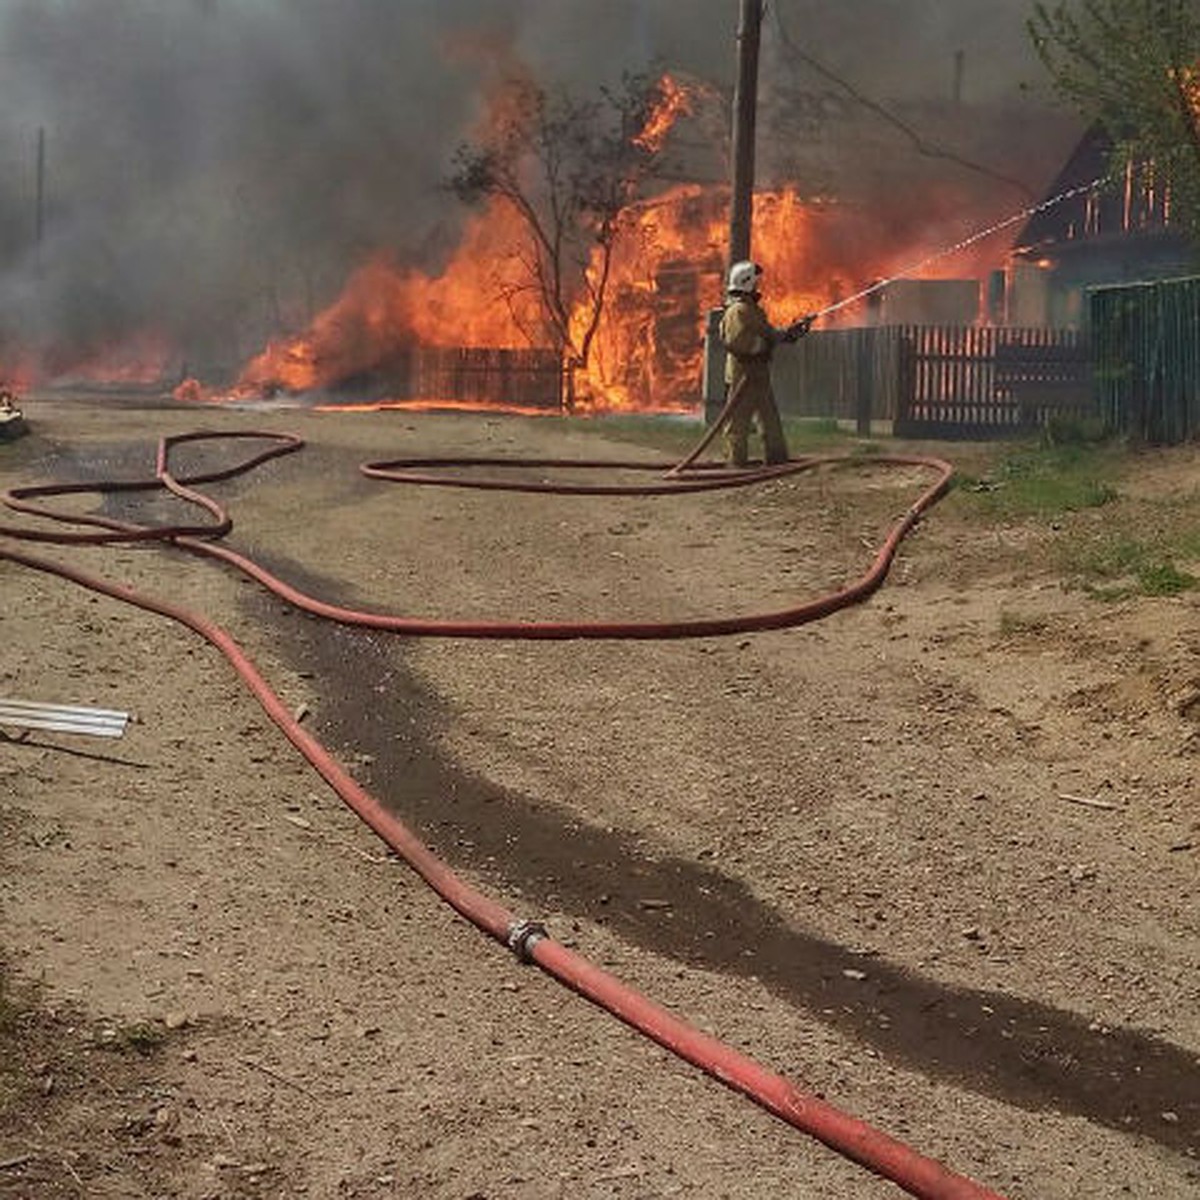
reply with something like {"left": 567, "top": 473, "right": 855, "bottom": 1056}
{"left": 705, "top": 0, "right": 764, "bottom": 426}
{"left": 35, "top": 127, "right": 45, "bottom": 274}
{"left": 728, "top": 0, "right": 763, "bottom": 267}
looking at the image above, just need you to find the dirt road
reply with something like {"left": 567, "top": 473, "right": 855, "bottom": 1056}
{"left": 1, "top": 397, "right": 1197, "bottom": 1198}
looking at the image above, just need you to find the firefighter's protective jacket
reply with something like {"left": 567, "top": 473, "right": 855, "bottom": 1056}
{"left": 720, "top": 296, "right": 776, "bottom": 386}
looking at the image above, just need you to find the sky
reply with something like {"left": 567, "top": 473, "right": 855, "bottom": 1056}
{"left": 0, "top": 0, "right": 1077, "bottom": 374}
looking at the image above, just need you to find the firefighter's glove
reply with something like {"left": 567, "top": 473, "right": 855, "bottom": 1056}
{"left": 783, "top": 315, "right": 815, "bottom": 342}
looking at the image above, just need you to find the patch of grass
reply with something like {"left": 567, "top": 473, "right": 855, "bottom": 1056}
{"left": 577, "top": 413, "right": 705, "bottom": 456}
{"left": 955, "top": 441, "right": 1121, "bottom": 518}
{"left": 951, "top": 440, "right": 1200, "bottom": 597}
{"left": 795, "top": 415, "right": 841, "bottom": 435}
{"left": 1061, "top": 531, "right": 1197, "bottom": 600}
{"left": 1041, "top": 413, "right": 1109, "bottom": 447}
{"left": 1136, "top": 560, "right": 1196, "bottom": 596}
{"left": 785, "top": 417, "right": 871, "bottom": 454}
{"left": 1167, "top": 520, "right": 1200, "bottom": 561}
{"left": 1068, "top": 534, "right": 1146, "bottom": 579}
{"left": 572, "top": 411, "right": 863, "bottom": 459}
{"left": 784, "top": 415, "right": 849, "bottom": 441}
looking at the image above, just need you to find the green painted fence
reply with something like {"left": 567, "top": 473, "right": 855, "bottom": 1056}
{"left": 1091, "top": 275, "right": 1200, "bottom": 444}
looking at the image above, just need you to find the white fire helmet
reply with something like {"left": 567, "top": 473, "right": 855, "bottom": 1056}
{"left": 727, "top": 260, "right": 762, "bottom": 293}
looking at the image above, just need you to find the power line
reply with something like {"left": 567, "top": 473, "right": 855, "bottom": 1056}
{"left": 770, "top": 3, "right": 1036, "bottom": 200}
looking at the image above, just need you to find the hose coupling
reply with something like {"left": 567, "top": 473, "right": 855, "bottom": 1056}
{"left": 506, "top": 918, "right": 549, "bottom": 963}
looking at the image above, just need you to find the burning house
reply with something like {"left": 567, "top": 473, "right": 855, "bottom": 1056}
{"left": 1004, "top": 124, "right": 1196, "bottom": 329}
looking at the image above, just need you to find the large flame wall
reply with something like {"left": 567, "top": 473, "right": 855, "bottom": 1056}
{"left": 211, "top": 178, "right": 1002, "bottom": 413}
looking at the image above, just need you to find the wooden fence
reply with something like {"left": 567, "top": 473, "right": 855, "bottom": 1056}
{"left": 1091, "top": 275, "right": 1200, "bottom": 444}
{"left": 332, "top": 346, "right": 563, "bottom": 410}
{"left": 414, "top": 346, "right": 562, "bottom": 409}
{"left": 772, "top": 325, "right": 1092, "bottom": 438}
{"left": 770, "top": 326, "right": 906, "bottom": 426}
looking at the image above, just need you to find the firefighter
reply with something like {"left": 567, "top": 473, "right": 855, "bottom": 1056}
{"left": 719, "top": 260, "right": 813, "bottom": 466}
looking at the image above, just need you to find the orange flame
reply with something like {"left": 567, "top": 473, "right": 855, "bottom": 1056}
{"left": 174, "top": 67, "right": 1008, "bottom": 413}
{"left": 233, "top": 198, "right": 545, "bottom": 400}
{"left": 188, "top": 177, "right": 1002, "bottom": 413}
{"left": 633, "top": 75, "right": 694, "bottom": 154}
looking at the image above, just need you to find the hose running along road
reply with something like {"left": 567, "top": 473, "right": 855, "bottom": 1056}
{"left": 1, "top": 428, "right": 1006, "bottom": 1200}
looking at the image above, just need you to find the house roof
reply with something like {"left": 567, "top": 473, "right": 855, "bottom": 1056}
{"left": 1014, "top": 123, "right": 1176, "bottom": 252}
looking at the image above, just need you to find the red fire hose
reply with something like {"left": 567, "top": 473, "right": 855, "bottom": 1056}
{"left": 6, "top": 432, "right": 953, "bottom": 639}
{"left": 0, "top": 429, "right": 1007, "bottom": 1200}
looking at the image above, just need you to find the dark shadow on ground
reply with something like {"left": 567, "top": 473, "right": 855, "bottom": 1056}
{"left": 235, "top": 549, "right": 1200, "bottom": 1161}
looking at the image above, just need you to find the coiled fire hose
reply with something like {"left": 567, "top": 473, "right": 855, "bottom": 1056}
{"left": 1, "top": 429, "right": 1008, "bottom": 1200}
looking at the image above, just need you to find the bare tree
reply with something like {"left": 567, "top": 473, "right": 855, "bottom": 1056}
{"left": 448, "top": 69, "right": 682, "bottom": 405}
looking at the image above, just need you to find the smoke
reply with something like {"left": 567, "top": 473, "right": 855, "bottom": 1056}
{"left": 0, "top": 0, "right": 1069, "bottom": 380}
{"left": 0, "top": 0, "right": 496, "bottom": 373}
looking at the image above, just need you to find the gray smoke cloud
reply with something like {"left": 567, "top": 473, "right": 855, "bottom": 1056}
{"left": 0, "top": 0, "right": 1074, "bottom": 382}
